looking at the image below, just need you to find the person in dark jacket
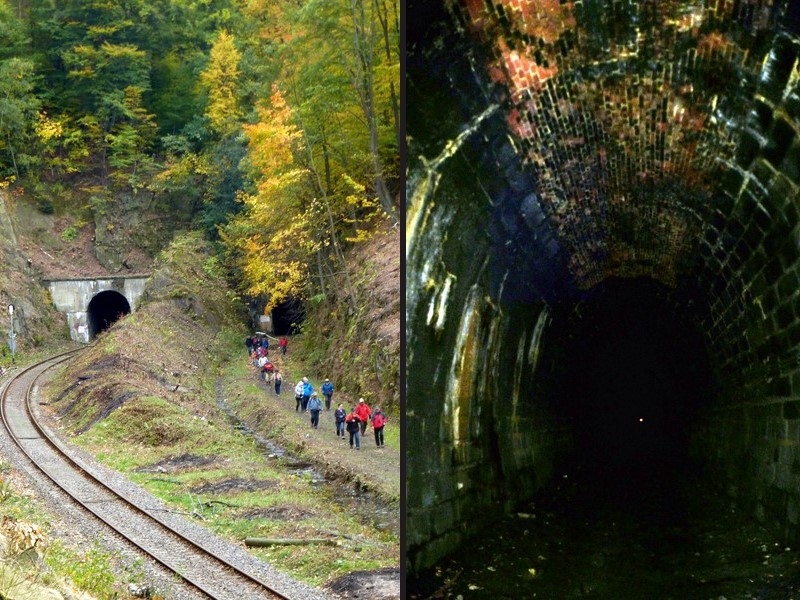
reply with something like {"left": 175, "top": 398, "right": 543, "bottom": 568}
{"left": 334, "top": 403, "right": 346, "bottom": 439}
{"left": 308, "top": 393, "right": 323, "bottom": 428}
{"left": 345, "top": 408, "right": 361, "bottom": 449}
{"left": 274, "top": 370, "right": 282, "bottom": 395}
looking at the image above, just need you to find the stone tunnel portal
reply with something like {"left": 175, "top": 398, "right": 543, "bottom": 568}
{"left": 407, "top": 0, "right": 800, "bottom": 588}
{"left": 87, "top": 290, "right": 131, "bottom": 339}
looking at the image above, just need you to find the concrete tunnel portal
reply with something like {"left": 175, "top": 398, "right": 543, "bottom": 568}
{"left": 46, "top": 276, "right": 149, "bottom": 342}
{"left": 406, "top": 0, "right": 800, "bottom": 586}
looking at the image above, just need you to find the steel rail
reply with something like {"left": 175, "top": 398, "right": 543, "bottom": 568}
{"left": 1, "top": 351, "right": 292, "bottom": 600}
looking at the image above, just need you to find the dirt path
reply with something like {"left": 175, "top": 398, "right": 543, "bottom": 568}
{"left": 224, "top": 345, "right": 401, "bottom": 598}
{"left": 237, "top": 346, "right": 401, "bottom": 506}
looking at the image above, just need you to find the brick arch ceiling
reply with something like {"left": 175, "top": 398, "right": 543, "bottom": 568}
{"left": 423, "top": 0, "right": 799, "bottom": 376}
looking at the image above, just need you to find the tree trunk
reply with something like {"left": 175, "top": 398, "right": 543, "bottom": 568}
{"left": 375, "top": 0, "right": 399, "bottom": 148}
{"left": 244, "top": 537, "right": 336, "bottom": 547}
{"left": 348, "top": 0, "right": 396, "bottom": 221}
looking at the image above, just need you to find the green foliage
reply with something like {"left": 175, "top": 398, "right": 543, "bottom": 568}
{"left": 61, "top": 225, "right": 79, "bottom": 241}
{"left": 46, "top": 541, "right": 115, "bottom": 596}
{"left": 0, "top": 57, "right": 40, "bottom": 178}
{"left": 0, "top": 2, "right": 28, "bottom": 60}
{"left": 36, "top": 197, "right": 54, "bottom": 214}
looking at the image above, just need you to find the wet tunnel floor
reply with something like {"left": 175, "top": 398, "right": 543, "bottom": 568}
{"left": 409, "top": 463, "right": 800, "bottom": 600}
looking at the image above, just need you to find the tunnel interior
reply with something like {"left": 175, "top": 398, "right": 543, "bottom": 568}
{"left": 406, "top": 0, "right": 800, "bottom": 583}
{"left": 87, "top": 290, "right": 131, "bottom": 339}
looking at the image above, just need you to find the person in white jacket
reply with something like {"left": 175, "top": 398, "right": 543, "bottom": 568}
{"left": 294, "top": 380, "right": 304, "bottom": 412}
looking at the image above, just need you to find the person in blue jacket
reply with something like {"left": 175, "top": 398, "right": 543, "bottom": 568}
{"left": 308, "top": 393, "right": 323, "bottom": 429}
{"left": 321, "top": 378, "right": 334, "bottom": 410}
{"left": 301, "top": 377, "right": 314, "bottom": 412}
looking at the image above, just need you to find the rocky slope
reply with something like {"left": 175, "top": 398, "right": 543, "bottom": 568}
{"left": 0, "top": 190, "right": 66, "bottom": 350}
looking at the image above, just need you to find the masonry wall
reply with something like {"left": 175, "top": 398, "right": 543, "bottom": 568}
{"left": 408, "top": 0, "right": 800, "bottom": 575}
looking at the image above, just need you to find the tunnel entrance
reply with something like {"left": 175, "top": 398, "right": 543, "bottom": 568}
{"left": 270, "top": 298, "right": 304, "bottom": 336}
{"left": 87, "top": 290, "right": 130, "bottom": 339}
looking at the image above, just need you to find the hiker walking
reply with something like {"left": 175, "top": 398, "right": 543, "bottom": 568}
{"left": 345, "top": 408, "right": 361, "bottom": 450}
{"left": 371, "top": 407, "right": 387, "bottom": 448}
{"left": 279, "top": 336, "right": 288, "bottom": 355}
{"left": 245, "top": 336, "right": 253, "bottom": 356}
{"left": 334, "top": 403, "right": 346, "bottom": 439}
{"left": 354, "top": 398, "right": 371, "bottom": 436}
{"left": 321, "top": 378, "right": 334, "bottom": 410}
{"left": 294, "top": 380, "right": 304, "bottom": 411}
{"left": 308, "top": 393, "right": 323, "bottom": 429}
{"left": 257, "top": 354, "right": 269, "bottom": 379}
{"left": 274, "top": 370, "right": 282, "bottom": 395}
{"left": 262, "top": 360, "right": 274, "bottom": 384}
{"left": 301, "top": 377, "right": 313, "bottom": 412}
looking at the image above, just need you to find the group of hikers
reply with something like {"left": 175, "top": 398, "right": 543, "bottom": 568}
{"left": 246, "top": 334, "right": 387, "bottom": 450}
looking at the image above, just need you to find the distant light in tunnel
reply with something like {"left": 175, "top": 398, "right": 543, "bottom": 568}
{"left": 639, "top": 418, "right": 644, "bottom": 423}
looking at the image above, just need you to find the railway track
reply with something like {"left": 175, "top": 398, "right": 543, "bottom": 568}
{"left": 0, "top": 352, "right": 314, "bottom": 600}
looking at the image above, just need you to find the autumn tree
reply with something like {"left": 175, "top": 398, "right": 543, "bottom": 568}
{"left": 200, "top": 30, "right": 243, "bottom": 137}
{"left": 290, "top": 0, "right": 399, "bottom": 218}
{"left": 222, "top": 85, "right": 312, "bottom": 310}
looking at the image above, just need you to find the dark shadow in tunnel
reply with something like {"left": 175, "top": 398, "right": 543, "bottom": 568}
{"left": 87, "top": 290, "right": 131, "bottom": 339}
{"left": 270, "top": 297, "right": 304, "bottom": 336}
{"left": 548, "top": 278, "right": 715, "bottom": 503}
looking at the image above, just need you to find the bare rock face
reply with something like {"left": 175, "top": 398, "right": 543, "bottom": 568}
{"left": 93, "top": 192, "right": 174, "bottom": 273}
{"left": 0, "top": 190, "right": 67, "bottom": 347}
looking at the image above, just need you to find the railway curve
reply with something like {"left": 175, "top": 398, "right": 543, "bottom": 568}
{"left": 0, "top": 351, "right": 332, "bottom": 600}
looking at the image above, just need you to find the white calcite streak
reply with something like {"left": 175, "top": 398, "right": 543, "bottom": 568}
{"left": 444, "top": 285, "right": 483, "bottom": 448}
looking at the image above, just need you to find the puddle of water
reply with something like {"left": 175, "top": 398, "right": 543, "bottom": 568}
{"left": 409, "top": 463, "right": 800, "bottom": 599}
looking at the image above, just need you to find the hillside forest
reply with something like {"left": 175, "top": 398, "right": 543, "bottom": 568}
{"left": 0, "top": 0, "right": 400, "bottom": 404}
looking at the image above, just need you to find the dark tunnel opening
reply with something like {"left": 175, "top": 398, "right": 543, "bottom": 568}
{"left": 549, "top": 278, "right": 715, "bottom": 484}
{"left": 270, "top": 298, "right": 304, "bottom": 336}
{"left": 87, "top": 290, "right": 131, "bottom": 339}
{"left": 407, "top": 0, "right": 800, "bottom": 594}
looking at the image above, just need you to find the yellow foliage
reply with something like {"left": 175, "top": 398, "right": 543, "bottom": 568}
{"left": 200, "top": 30, "right": 243, "bottom": 135}
{"left": 223, "top": 84, "right": 317, "bottom": 311}
{"left": 34, "top": 112, "right": 64, "bottom": 143}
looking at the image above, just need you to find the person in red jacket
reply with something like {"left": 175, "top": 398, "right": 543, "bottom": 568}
{"left": 344, "top": 408, "right": 361, "bottom": 449}
{"left": 371, "top": 407, "right": 386, "bottom": 448}
{"left": 354, "top": 397, "right": 371, "bottom": 436}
